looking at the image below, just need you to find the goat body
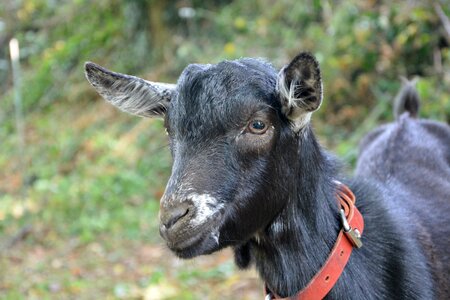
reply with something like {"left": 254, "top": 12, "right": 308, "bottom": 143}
{"left": 356, "top": 84, "right": 450, "bottom": 299}
{"left": 85, "top": 53, "right": 450, "bottom": 299}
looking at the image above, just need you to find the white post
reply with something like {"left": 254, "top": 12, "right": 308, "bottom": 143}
{"left": 9, "top": 38, "right": 26, "bottom": 195}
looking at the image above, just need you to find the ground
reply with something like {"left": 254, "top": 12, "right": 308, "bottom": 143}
{"left": 1, "top": 234, "right": 262, "bottom": 299}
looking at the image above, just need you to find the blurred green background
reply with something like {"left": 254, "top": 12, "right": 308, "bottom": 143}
{"left": 1, "top": 0, "right": 449, "bottom": 299}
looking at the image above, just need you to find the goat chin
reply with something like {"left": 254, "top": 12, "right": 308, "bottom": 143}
{"left": 165, "top": 214, "right": 224, "bottom": 258}
{"left": 170, "top": 230, "right": 222, "bottom": 259}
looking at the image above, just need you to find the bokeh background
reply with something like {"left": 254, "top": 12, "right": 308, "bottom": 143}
{"left": 1, "top": 1, "right": 449, "bottom": 299}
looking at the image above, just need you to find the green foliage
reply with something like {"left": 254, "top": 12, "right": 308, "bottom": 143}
{"left": 1, "top": 0, "right": 449, "bottom": 298}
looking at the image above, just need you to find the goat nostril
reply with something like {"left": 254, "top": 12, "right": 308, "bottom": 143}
{"left": 163, "top": 208, "right": 190, "bottom": 229}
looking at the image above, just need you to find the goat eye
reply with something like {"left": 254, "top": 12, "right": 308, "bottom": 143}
{"left": 248, "top": 120, "right": 268, "bottom": 134}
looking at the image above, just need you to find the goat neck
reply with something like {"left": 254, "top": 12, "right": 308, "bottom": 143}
{"left": 251, "top": 127, "right": 341, "bottom": 298}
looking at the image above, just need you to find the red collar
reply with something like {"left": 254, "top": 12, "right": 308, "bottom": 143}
{"left": 265, "top": 182, "right": 365, "bottom": 300}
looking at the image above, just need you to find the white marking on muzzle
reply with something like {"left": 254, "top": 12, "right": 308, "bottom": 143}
{"left": 187, "top": 193, "right": 223, "bottom": 226}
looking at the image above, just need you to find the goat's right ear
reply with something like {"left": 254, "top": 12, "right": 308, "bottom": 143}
{"left": 84, "top": 62, "right": 176, "bottom": 117}
{"left": 277, "top": 52, "right": 322, "bottom": 131}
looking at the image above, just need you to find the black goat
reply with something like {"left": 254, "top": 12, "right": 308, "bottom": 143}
{"left": 85, "top": 52, "right": 450, "bottom": 299}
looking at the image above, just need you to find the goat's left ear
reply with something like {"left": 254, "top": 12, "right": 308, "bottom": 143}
{"left": 277, "top": 52, "right": 322, "bottom": 131}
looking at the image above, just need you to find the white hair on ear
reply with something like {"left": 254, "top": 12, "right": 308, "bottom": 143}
{"left": 107, "top": 79, "right": 175, "bottom": 117}
{"left": 276, "top": 68, "right": 314, "bottom": 132}
{"left": 277, "top": 68, "right": 323, "bottom": 110}
{"left": 276, "top": 67, "right": 293, "bottom": 114}
{"left": 85, "top": 62, "right": 176, "bottom": 118}
{"left": 289, "top": 110, "right": 312, "bottom": 132}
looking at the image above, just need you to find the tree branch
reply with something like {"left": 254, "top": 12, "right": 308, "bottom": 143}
{"left": 433, "top": 2, "right": 450, "bottom": 45}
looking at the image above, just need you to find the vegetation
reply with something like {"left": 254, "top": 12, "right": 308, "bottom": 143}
{"left": 1, "top": 1, "right": 449, "bottom": 298}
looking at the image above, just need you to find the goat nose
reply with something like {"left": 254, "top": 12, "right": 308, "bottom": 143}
{"left": 160, "top": 202, "right": 191, "bottom": 230}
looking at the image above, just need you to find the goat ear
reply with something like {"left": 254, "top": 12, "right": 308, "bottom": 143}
{"left": 393, "top": 77, "right": 420, "bottom": 119}
{"left": 84, "top": 62, "right": 175, "bottom": 117}
{"left": 277, "top": 52, "right": 322, "bottom": 131}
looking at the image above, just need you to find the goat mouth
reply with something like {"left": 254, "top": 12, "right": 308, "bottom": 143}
{"left": 166, "top": 213, "right": 223, "bottom": 258}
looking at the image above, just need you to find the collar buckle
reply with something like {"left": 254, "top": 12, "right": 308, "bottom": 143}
{"left": 339, "top": 209, "right": 363, "bottom": 248}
